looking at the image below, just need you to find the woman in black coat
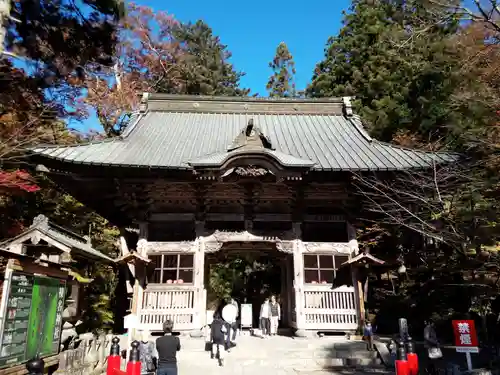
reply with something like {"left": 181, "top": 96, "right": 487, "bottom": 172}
{"left": 210, "top": 312, "right": 229, "bottom": 366}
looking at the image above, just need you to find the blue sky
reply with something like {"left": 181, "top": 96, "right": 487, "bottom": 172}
{"left": 78, "top": 0, "right": 477, "bottom": 132}
{"left": 140, "top": 0, "right": 353, "bottom": 95}
{"left": 79, "top": 0, "right": 351, "bottom": 132}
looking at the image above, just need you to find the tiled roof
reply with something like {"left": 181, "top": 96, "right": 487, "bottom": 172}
{"left": 30, "top": 95, "right": 456, "bottom": 171}
{"left": 0, "top": 215, "right": 114, "bottom": 262}
{"left": 188, "top": 149, "right": 316, "bottom": 168}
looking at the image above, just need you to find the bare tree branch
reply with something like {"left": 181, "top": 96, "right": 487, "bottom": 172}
{"left": 351, "top": 159, "right": 489, "bottom": 252}
{"left": 430, "top": 0, "right": 500, "bottom": 34}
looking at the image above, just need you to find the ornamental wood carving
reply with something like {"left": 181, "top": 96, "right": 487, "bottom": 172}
{"left": 203, "top": 229, "right": 296, "bottom": 243}
{"left": 201, "top": 230, "right": 296, "bottom": 253}
{"left": 203, "top": 239, "right": 295, "bottom": 254}
{"left": 31, "top": 214, "right": 49, "bottom": 230}
{"left": 302, "top": 242, "right": 353, "bottom": 254}
{"left": 234, "top": 165, "right": 269, "bottom": 177}
{"left": 138, "top": 239, "right": 197, "bottom": 253}
{"left": 275, "top": 242, "right": 294, "bottom": 253}
{"left": 204, "top": 242, "right": 223, "bottom": 253}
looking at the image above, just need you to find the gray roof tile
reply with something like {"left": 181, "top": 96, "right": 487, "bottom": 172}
{"left": 31, "top": 97, "right": 456, "bottom": 171}
{"left": 189, "top": 149, "right": 316, "bottom": 168}
{"left": 0, "top": 215, "right": 114, "bottom": 262}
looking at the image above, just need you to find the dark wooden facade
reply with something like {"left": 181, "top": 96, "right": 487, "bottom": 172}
{"left": 29, "top": 94, "right": 453, "bottom": 334}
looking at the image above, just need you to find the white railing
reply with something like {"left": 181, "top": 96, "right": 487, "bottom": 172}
{"left": 303, "top": 285, "right": 358, "bottom": 331}
{"left": 139, "top": 288, "right": 196, "bottom": 331}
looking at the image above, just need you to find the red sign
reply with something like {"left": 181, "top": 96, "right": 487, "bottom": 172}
{"left": 452, "top": 320, "right": 478, "bottom": 347}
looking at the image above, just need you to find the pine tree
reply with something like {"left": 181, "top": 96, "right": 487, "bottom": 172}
{"left": 165, "top": 20, "right": 250, "bottom": 96}
{"left": 307, "top": 0, "right": 465, "bottom": 142}
{"left": 266, "top": 42, "right": 296, "bottom": 98}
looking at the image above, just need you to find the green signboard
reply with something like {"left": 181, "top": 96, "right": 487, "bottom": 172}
{"left": 0, "top": 272, "right": 66, "bottom": 368}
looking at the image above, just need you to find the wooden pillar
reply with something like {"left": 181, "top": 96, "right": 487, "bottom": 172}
{"left": 347, "top": 222, "right": 364, "bottom": 330}
{"left": 194, "top": 221, "right": 206, "bottom": 329}
{"left": 286, "top": 255, "right": 294, "bottom": 327}
{"left": 293, "top": 223, "right": 306, "bottom": 329}
{"left": 279, "top": 257, "right": 287, "bottom": 326}
{"left": 138, "top": 222, "right": 148, "bottom": 247}
{"left": 132, "top": 222, "right": 148, "bottom": 339}
{"left": 352, "top": 267, "right": 366, "bottom": 330}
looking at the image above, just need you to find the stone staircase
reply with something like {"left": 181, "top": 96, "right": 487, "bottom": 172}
{"left": 175, "top": 335, "right": 388, "bottom": 375}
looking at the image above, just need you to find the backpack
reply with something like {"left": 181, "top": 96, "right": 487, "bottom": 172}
{"left": 140, "top": 341, "right": 156, "bottom": 372}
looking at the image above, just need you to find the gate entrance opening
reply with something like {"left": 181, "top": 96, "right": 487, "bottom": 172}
{"left": 205, "top": 242, "right": 294, "bottom": 329}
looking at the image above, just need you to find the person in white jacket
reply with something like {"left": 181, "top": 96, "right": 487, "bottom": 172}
{"left": 269, "top": 295, "right": 281, "bottom": 336}
{"left": 259, "top": 298, "right": 271, "bottom": 336}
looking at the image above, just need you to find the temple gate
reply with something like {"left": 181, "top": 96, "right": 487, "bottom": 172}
{"left": 29, "top": 94, "right": 454, "bottom": 336}
{"left": 134, "top": 227, "right": 359, "bottom": 333}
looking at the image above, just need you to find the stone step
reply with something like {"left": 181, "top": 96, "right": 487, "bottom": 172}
{"left": 178, "top": 349, "right": 382, "bottom": 367}
{"left": 143, "top": 335, "right": 387, "bottom": 374}
{"left": 179, "top": 355, "right": 387, "bottom": 375}
{"left": 320, "top": 352, "right": 379, "bottom": 360}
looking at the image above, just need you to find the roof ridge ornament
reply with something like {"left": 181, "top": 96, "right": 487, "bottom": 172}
{"left": 228, "top": 118, "right": 274, "bottom": 152}
{"left": 245, "top": 119, "right": 254, "bottom": 136}
{"left": 343, "top": 96, "right": 354, "bottom": 117}
{"left": 31, "top": 214, "right": 49, "bottom": 230}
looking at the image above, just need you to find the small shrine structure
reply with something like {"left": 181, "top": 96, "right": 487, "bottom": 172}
{"left": 28, "top": 94, "right": 454, "bottom": 336}
{"left": 0, "top": 215, "right": 114, "bottom": 373}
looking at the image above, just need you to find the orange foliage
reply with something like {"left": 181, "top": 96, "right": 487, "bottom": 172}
{"left": 82, "top": 3, "right": 185, "bottom": 136}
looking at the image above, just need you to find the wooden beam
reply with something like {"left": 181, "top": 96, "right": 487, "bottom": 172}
{"left": 303, "top": 214, "right": 345, "bottom": 222}
{"left": 150, "top": 213, "right": 195, "bottom": 221}
{"left": 205, "top": 213, "right": 244, "bottom": 221}
{"left": 7, "top": 258, "right": 68, "bottom": 279}
{"left": 253, "top": 213, "right": 292, "bottom": 221}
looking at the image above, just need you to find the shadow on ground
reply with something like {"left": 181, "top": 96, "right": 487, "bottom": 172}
{"left": 319, "top": 341, "right": 390, "bottom": 373}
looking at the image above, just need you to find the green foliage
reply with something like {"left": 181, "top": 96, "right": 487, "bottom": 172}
{"left": 207, "top": 255, "right": 281, "bottom": 309}
{"left": 160, "top": 20, "right": 250, "bottom": 96}
{"left": 0, "top": 177, "right": 119, "bottom": 332}
{"left": 311, "top": 1, "right": 500, "bottom": 342}
{"left": 267, "top": 42, "right": 297, "bottom": 98}
{"left": 7, "top": 0, "right": 125, "bottom": 76}
{"left": 307, "top": 0, "right": 476, "bottom": 143}
{"left": 207, "top": 257, "right": 249, "bottom": 307}
{"left": 79, "top": 266, "right": 117, "bottom": 333}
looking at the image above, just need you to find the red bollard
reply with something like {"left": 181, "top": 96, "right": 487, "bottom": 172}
{"left": 395, "top": 339, "right": 410, "bottom": 375}
{"left": 406, "top": 336, "right": 419, "bottom": 375}
{"left": 126, "top": 341, "right": 141, "bottom": 375}
{"left": 107, "top": 337, "right": 122, "bottom": 375}
{"left": 407, "top": 353, "right": 418, "bottom": 375}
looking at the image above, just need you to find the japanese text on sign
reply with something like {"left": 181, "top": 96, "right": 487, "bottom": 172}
{"left": 452, "top": 320, "right": 478, "bottom": 348}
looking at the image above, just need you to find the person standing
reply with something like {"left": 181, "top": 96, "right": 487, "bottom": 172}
{"left": 229, "top": 297, "right": 239, "bottom": 342}
{"left": 155, "top": 320, "right": 181, "bottom": 375}
{"left": 138, "top": 330, "right": 157, "bottom": 374}
{"left": 222, "top": 299, "right": 238, "bottom": 351}
{"left": 210, "top": 312, "right": 229, "bottom": 367}
{"left": 363, "top": 321, "right": 374, "bottom": 351}
{"left": 269, "top": 296, "right": 281, "bottom": 336}
{"left": 424, "top": 319, "right": 442, "bottom": 375}
{"left": 259, "top": 297, "right": 271, "bottom": 337}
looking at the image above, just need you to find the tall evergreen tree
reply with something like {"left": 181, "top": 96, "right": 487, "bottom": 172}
{"left": 266, "top": 42, "right": 296, "bottom": 98}
{"left": 307, "top": 0, "right": 466, "bottom": 142}
{"left": 164, "top": 20, "right": 249, "bottom": 96}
